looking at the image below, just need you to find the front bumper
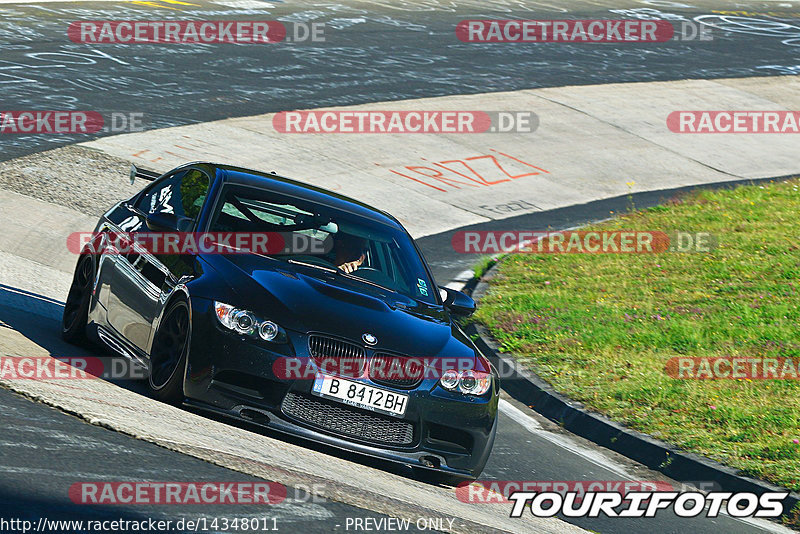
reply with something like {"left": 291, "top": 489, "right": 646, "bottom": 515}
{"left": 183, "top": 297, "right": 499, "bottom": 478}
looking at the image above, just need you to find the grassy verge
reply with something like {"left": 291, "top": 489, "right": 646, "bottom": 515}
{"left": 474, "top": 178, "right": 800, "bottom": 494}
{"left": 472, "top": 255, "right": 498, "bottom": 280}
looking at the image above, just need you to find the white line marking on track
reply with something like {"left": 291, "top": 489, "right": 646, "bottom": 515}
{"left": 499, "top": 399, "right": 632, "bottom": 479}
{"left": 499, "top": 400, "right": 792, "bottom": 533}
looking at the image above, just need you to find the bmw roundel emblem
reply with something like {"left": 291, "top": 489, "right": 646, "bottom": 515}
{"left": 362, "top": 333, "right": 378, "bottom": 346}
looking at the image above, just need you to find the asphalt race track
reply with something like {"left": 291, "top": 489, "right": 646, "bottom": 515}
{"left": 2, "top": 0, "right": 800, "bottom": 161}
{"left": 0, "top": 387, "right": 419, "bottom": 534}
{"left": 0, "top": 294, "right": 788, "bottom": 533}
{"left": 2, "top": 0, "right": 800, "bottom": 532}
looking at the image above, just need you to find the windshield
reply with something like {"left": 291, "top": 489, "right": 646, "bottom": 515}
{"left": 208, "top": 184, "right": 439, "bottom": 305}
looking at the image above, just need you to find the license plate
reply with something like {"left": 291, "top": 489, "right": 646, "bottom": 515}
{"left": 312, "top": 375, "right": 409, "bottom": 417}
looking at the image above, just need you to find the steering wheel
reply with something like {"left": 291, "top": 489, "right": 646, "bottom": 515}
{"left": 353, "top": 266, "right": 381, "bottom": 273}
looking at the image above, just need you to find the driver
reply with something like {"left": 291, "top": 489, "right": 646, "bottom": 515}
{"left": 333, "top": 233, "right": 368, "bottom": 273}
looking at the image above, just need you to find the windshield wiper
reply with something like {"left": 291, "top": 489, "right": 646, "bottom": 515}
{"left": 287, "top": 259, "right": 337, "bottom": 272}
{"left": 288, "top": 259, "right": 397, "bottom": 294}
{"left": 339, "top": 272, "right": 396, "bottom": 294}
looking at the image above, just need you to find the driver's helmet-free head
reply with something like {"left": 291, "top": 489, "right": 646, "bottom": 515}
{"left": 334, "top": 233, "right": 368, "bottom": 264}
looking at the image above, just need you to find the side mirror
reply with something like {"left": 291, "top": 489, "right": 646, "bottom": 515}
{"left": 440, "top": 286, "right": 476, "bottom": 317}
{"left": 145, "top": 212, "right": 179, "bottom": 232}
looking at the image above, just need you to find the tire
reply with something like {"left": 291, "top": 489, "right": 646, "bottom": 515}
{"left": 61, "top": 256, "right": 94, "bottom": 345}
{"left": 148, "top": 299, "right": 190, "bottom": 404}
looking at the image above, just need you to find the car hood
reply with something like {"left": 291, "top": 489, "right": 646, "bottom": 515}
{"left": 202, "top": 254, "right": 468, "bottom": 358}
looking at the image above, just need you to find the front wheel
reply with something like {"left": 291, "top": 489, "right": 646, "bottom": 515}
{"left": 148, "top": 299, "right": 190, "bottom": 404}
{"left": 61, "top": 256, "right": 93, "bottom": 345}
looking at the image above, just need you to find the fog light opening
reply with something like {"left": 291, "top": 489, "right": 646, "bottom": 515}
{"left": 239, "top": 408, "right": 270, "bottom": 425}
{"left": 420, "top": 456, "right": 441, "bottom": 469}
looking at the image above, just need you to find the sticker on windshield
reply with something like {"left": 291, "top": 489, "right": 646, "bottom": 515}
{"left": 417, "top": 278, "right": 429, "bottom": 296}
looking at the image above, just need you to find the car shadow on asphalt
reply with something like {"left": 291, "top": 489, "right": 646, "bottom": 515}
{"left": 0, "top": 283, "right": 107, "bottom": 360}
{"left": 184, "top": 404, "right": 428, "bottom": 484}
{"left": 0, "top": 284, "right": 443, "bottom": 488}
{"left": 0, "top": 283, "right": 150, "bottom": 396}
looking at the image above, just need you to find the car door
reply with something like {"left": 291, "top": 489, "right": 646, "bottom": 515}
{"left": 106, "top": 168, "right": 211, "bottom": 354}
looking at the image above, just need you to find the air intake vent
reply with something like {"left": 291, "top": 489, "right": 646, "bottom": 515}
{"left": 308, "top": 335, "right": 367, "bottom": 378}
{"left": 282, "top": 392, "right": 414, "bottom": 446}
{"left": 369, "top": 353, "right": 425, "bottom": 389}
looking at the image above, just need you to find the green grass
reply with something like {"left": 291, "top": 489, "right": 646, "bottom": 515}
{"left": 472, "top": 255, "right": 498, "bottom": 279}
{"left": 475, "top": 178, "right": 800, "bottom": 493}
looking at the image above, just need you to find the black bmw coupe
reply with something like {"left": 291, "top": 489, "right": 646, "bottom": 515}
{"left": 62, "top": 162, "right": 499, "bottom": 482}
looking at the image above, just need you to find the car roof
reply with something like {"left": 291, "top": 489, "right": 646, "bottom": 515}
{"left": 196, "top": 162, "right": 402, "bottom": 228}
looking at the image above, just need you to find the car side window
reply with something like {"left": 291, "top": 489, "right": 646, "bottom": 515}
{"left": 135, "top": 170, "right": 183, "bottom": 216}
{"left": 134, "top": 169, "right": 210, "bottom": 225}
{"left": 179, "top": 170, "right": 211, "bottom": 221}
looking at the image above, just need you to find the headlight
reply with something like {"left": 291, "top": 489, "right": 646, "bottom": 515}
{"left": 438, "top": 369, "right": 492, "bottom": 395}
{"left": 214, "top": 302, "right": 236, "bottom": 329}
{"left": 440, "top": 369, "right": 460, "bottom": 390}
{"left": 214, "top": 301, "right": 286, "bottom": 343}
{"left": 232, "top": 310, "right": 256, "bottom": 335}
{"left": 259, "top": 321, "right": 279, "bottom": 342}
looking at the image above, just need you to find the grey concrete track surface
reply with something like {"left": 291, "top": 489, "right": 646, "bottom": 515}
{"left": 0, "top": 386, "right": 436, "bottom": 534}
{"left": 0, "top": 278, "right": 579, "bottom": 534}
{"left": 2, "top": 0, "right": 800, "bottom": 160}
{"left": 0, "top": 294, "right": 787, "bottom": 534}
{"left": 1, "top": 0, "right": 799, "bottom": 532}
{"left": 76, "top": 74, "right": 800, "bottom": 264}
{"left": 0, "top": 186, "right": 789, "bottom": 534}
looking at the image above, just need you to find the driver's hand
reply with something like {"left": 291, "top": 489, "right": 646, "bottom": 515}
{"left": 339, "top": 260, "right": 361, "bottom": 274}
